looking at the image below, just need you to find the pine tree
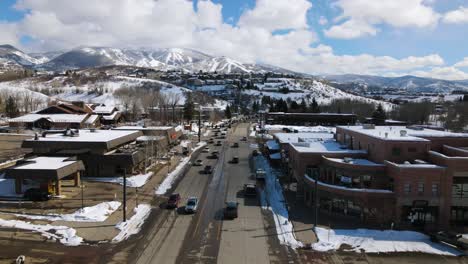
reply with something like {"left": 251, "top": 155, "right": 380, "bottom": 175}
{"left": 300, "top": 98, "right": 307, "bottom": 112}
{"left": 310, "top": 98, "right": 320, "bottom": 113}
{"left": 225, "top": 105, "right": 232, "bottom": 119}
{"left": 5, "top": 96, "right": 19, "bottom": 118}
{"left": 183, "top": 94, "right": 194, "bottom": 121}
{"left": 372, "top": 104, "right": 387, "bottom": 122}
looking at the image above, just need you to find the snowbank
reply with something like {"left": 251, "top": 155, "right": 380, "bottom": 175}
{"left": 255, "top": 155, "right": 303, "bottom": 249}
{"left": 14, "top": 201, "right": 121, "bottom": 222}
{"left": 0, "top": 218, "right": 83, "bottom": 246}
{"left": 85, "top": 172, "right": 154, "bottom": 188}
{"left": 312, "top": 227, "right": 461, "bottom": 256}
{"left": 112, "top": 204, "right": 151, "bottom": 242}
{"left": 155, "top": 141, "right": 207, "bottom": 195}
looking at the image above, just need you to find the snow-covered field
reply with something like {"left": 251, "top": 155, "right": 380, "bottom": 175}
{"left": 255, "top": 155, "right": 303, "bottom": 249}
{"left": 0, "top": 218, "right": 83, "bottom": 246}
{"left": 312, "top": 227, "right": 461, "bottom": 256}
{"left": 14, "top": 201, "right": 121, "bottom": 222}
{"left": 112, "top": 204, "right": 151, "bottom": 242}
{"left": 85, "top": 172, "right": 154, "bottom": 188}
{"left": 155, "top": 141, "right": 207, "bottom": 195}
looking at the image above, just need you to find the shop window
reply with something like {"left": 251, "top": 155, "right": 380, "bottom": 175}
{"left": 408, "top": 147, "right": 417, "bottom": 152}
{"left": 392, "top": 147, "right": 401, "bottom": 156}
{"left": 404, "top": 183, "right": 411, "bottom": 194}
{"left": 432, "top": 183, "right": 439, "bottom": 196}
{"left": 418, "top": 182, "right": 425, "bottom": 195}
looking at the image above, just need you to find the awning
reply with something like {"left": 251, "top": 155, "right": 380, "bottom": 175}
{"left": 269, "top": 152, "right": 281, "bottom": 160}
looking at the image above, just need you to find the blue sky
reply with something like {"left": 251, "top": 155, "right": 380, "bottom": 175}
{"left": 1, "top": 0, "right": 468, "bottom": 79}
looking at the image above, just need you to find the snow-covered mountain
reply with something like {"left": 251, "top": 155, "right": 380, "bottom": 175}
{"left": 324, "top": 74, "right": 468, "bottom": 94}
{"left": 0, "top": 44, "right": 43, "bottom": 66}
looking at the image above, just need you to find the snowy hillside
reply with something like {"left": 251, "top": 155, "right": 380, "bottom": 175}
{"left": 0, "top": 44, "right": 43, "bottom": 66}
{"left": 244, "top": 78, "right": 394, "bottom": 109}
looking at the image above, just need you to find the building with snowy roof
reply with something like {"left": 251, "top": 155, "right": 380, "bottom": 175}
{"left": 266, "top": 112, "right": 357, "bottom": 126}
{"left": 287, "top": 124, "right": 468, "bottom": 231}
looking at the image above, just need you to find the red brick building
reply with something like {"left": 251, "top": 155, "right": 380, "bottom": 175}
{"left": 287, "top": 125, "right": 468, "bottom": 231}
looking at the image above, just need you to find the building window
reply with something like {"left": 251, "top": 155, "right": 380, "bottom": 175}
{"left": 432, "top": 183, "right": 439, "bottom": 196}
{"left": 418, "top": 182, "right": 425, "bottom": 195}
{"left": 408, "top": 147, "right": 417, "bottom": 152}
{"left": 392, "top": 147, "right": 401, "bottom": 156}
{"left": 404, "top": 183, "right": 411, "bottom": 194}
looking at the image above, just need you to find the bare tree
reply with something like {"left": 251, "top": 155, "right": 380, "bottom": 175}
{"left": 167, "top": 92, "right": 181, "bottom": 124}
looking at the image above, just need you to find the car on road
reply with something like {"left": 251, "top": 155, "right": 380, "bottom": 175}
{"left": 241, "top": 136, "right": 247, "bottom": 141}
{"left": 193, "top": 159, "right": 203, "bottom": 166}
{"left": 231, "top": 142, "right": 239, "bottom": 148}
{"left": 216, "top": 141, "right": 222, "bottom": 146}
{"left": 430, "top": 231, "right": 468, "bottom": 249}
{"left": 202, "top": 147, "right": 210, "bottom": 153}
{"left": 252, "top": 150, "right": 259, "bottom": 156}
{"left": 23, "top": 188, "right": 52, "bottom": 201}
{"left": 185, "top": 197, "right": 199, "bottom": 213}
{"left": 231, "top": 156, "right": 239, "bottom": 163}
{"left": 255, "top": 169, "right": 266, "bottom": 181}
{"left": 224, "top": 201, "right": 239, "bottom": 219}
{"left": 208, "top": 151, "right": 219, "bottom": 159}
{"left": 166, "top": 193, "right": 181, "bottom": 209}
{"left": 202, "top": 165, "right": 213, "bottom": 174}
{"left": 208, "top": 138, "right": 214, "bottom": 144}
{"left": 243, "top": 183, "right": 257, "bottom": 197}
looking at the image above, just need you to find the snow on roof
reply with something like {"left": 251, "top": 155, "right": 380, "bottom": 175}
{"left": 13, "top": 157, "right": 78, "bottom": 170}
{"left": 93, "top": 105, "right": 116, "bottom": 114}
{"left": 85, "top": 114, "right": 100, "bottom": 124}
{"left": 9, "top": 114, "right": 89, "bottom": 123}
{"left": 325, "top": 157, "right": 383, "bottom": 166}
{"left": 266, "top": 140, "right": 280, "bottom": 150}
{"left": 26, "top": 129, "right": 140, "bottom": 143}
{"left": 274, "top": 132, "right": 334, "bottom": 144}
{"left": 305, "top": 174, "right": 393, "bottom": 194}
{"left": 338, "top": 126, "right": 468, "bottom": 141}
{"left": 101, "top": 111, "right": 120, "bottom": 120}
{"left": 290, "top": 140, "right": 367, "bottom": 154}
{"left": 265, "top": 125, "right": 336, "bottom": 133}
{"left": 113, "top": 126, "right": 173, "bottom": 131}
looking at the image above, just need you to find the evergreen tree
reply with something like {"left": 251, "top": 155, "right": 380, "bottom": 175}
{"left": 5, "top": 96, "right": 19, "bottom": 118}
{"left": 225, "top": 105, "right": 232, "bottom": 119}
{"left": 183, "top": 94, "right": 195, "bottom": 121}
{"left": 372, "top": 104, "right": 387, "bottom": 122}
{"left": 290, "top": 101, "right": 299, "bottom": 111}
{"left": 299, "top": 98, "right": 307, "bottom": 112}
{"left": 310, "top": 98, "right": 320, "bottom": 113}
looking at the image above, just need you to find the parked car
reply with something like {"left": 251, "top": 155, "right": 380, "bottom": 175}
{"left": 430, "top": 231, "right": 468, "bottom": 249}
{"left": 255, "top": 169, "right": 266, "bottom": 181}
{"left": 244, "top": 183, "right": 257, "bottom": 196}
{"left": 232, "top": 142, "right": 239, "bottom": 148}
{"left": 185, "top": 197, "right": 199, "bottom": 213}
{"left": 241, "top": 136, "right": 247, "bottom": 141}
{"left": 23, "top": 188, "right": 51, "bottom": 201}
{"left": 231, "top": 156, "right": 239, "bottom": 163}
{"left": 203, "top": 165, "right": 213, "bottom": 174}
{"left": 224, "top": 201, "right": 239, "bottom": 219}
{"left": 193, "top": 159, "right": 203, "bottom": 166}
{"left": 209, "top": 151, "right": 219, "bottom": 159}
{"left": 167, "top": 193, "right": 181, "bottom": 209}
{"left": 202, "top": 147, "right": 210, "bottom": 153}
{"left": 208, "top": 138, "right": 214, "bottom": 144}
{"left": 252, "top": 150, "right": 259, "bottom": 156}
{"left": 216, "top": 141, "right": 222, "bottom": 146}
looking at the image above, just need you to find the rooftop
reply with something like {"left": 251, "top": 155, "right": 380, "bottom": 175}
{"left": 29, "top": 129, "right": 140, "bottom": 143}
{"left": 13, "top": 157, "right": 78, "bottom": 170}
{"left": 9, "top": 114, "right": 89, "bottom": 123}
{"left": 93, "top": 105, "right": 116, "bottom": 114}
{"left": 274, "top": 132, "right": 334, "bottom": 144}
{"left": 290, "top": 139, "right": 367, "bottom": 154}
{"left": 113, "top": 126, "right": 174, "bottom": 131}
{"left": 325, "top": 157, "right": 384, "bottom": 166}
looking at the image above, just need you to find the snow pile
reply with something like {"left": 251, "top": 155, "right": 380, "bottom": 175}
{"left": 203, "top": 129, "right": 211, "bottom": 137}
{"left": 85, "top": 172, "right": 154, "bottom": 188}
{"left": 255, "top": 155, "right": 303, "bottom": 249}
{"left": 112, "top": 204, "right": 151, "bottom": 242}
{"left": 312, "top": 227, "right": 461, "bottom": 256}
{"left": 155, "top": 141, "right": 207, "bottom": 195}
{"left": 0, "top": 218, "right": 83, "bottom": 246}
{"left": 15, "top": 201, "right": 121, "bottom": 222}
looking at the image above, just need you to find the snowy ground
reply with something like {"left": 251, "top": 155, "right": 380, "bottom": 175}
{"left": 112, "top": 204, "right": 151, "bottom": 242}
{"left": 0, "top": 218, "right": 83, "bottom": 246}
{"left": 14, "top": 201, "right": 121, "bottom": 222}
{"left": 312, "top": 227, "right": 461, "bottom": 256}
{"left": 255, "top": 155, "right": 303, "bottom": 249}
{"left": 155, "top": 141, "right": 207, "bottom": 195}
{"left": 84, "top": 172, "right": 154, "bottom": 188}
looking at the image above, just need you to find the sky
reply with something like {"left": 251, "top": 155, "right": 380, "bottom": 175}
{"left": 1, "top": 0, "right": 468, "bottom": 80}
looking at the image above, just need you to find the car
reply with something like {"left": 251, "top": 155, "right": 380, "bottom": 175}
{"left": 167, "top": 193, "right": 181, "bottom": 209}
{"left": 241, "top": 136, "right": 247, "bottom": 141}
{"left": 182, "top": 147, "right": 189, "bottom": 156}
{"left": 216, "top": 141, "right": 222, "bottom": 146}
{"left": 193, "top": 159, "right": 203, "bottom": 166}
{"left": 430, "top": 231, "right": 468, "bottom": 249}
{"left": 209, "top": 152, "right": 219, "bottom": 159}
{"left": 224, "top": 201, "right": 239, "bottom": 219}
{"left": 255, "top": 169, "right": 266, "bottom": 181}
{"left": 185, "top": 197, "right": 199, "bottom": 213}
{"left": 244, "top": 183, "right": 257, "bottom": 196}
{"left": 252, "top": 150, "right": 259, "bottom": 156}
{"left": 203, "top": 165, "right": 213, "bottom": 174}
{"left": 231, "top": 156, "right": 239, "bottom": 163}
{"left": 202, "top": 147, "right": 210, "bottom": 153}
{"left": 231, "top": 142, "right": 239, "bottom": 148}
{"left": 208, "top": 138, "right": 214, "bottom": 144}
{"left": 23, "top": 188, "right": 51, "bottom": 201}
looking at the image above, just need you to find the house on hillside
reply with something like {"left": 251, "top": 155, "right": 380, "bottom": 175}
{"left": 92, "top": 105, "right": 122, "bottom": 125}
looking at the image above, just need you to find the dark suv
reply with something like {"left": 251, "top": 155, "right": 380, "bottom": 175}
{"left": 224, "top": 201, "right": 239, "bottom": 219}
{"left": 167, "top": 193, "right": 181, "bottom": 209}
{"left": 23, "top": 188, "right": 51, "bottom": 201}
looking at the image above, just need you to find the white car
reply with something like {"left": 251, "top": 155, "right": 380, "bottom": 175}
{"left": 202, "top": 147, "right": 210, "bottom": 153}
{"left": 185, "top": 197, "right": 199, "bottom": 213}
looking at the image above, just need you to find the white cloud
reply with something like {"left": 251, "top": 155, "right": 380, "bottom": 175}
{"left": 443, "top": 6, "right": 468, "bottom": 24}
{"left": 411, "top": 67, "right": 468, "bottom": 80}
{"left": 238, "top": 0, "right": 312, "bottom": 31}
{"left": 454, "top": 57, "right": 468, "bottom": 68}
{"left": 0, "top": 22, "right": 20, "bottom": 46}
{"left": 325, "top": 0, "right": 440, "bottom": 39}
{"left": 318, "top": 16, "right": 328, "bottom": 25}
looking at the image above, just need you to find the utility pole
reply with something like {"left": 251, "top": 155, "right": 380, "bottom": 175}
{"left": 81, "top": 184, "right": 84, "bottom": 210}
{"left": 314, "top": 169, "right": 318, "bottom": 230}
{"left": 198, "top": 105, "right": 201, "bottom": 143}
{"left": 123, "top": 169, "right": 127, "bottom": 222}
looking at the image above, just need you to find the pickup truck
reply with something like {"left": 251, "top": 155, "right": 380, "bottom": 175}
{"left": 430, "top": 231, "right": 468, "bottom": 249}
{"left": 255, "top": 169, "right": 266, "bottom": 181}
